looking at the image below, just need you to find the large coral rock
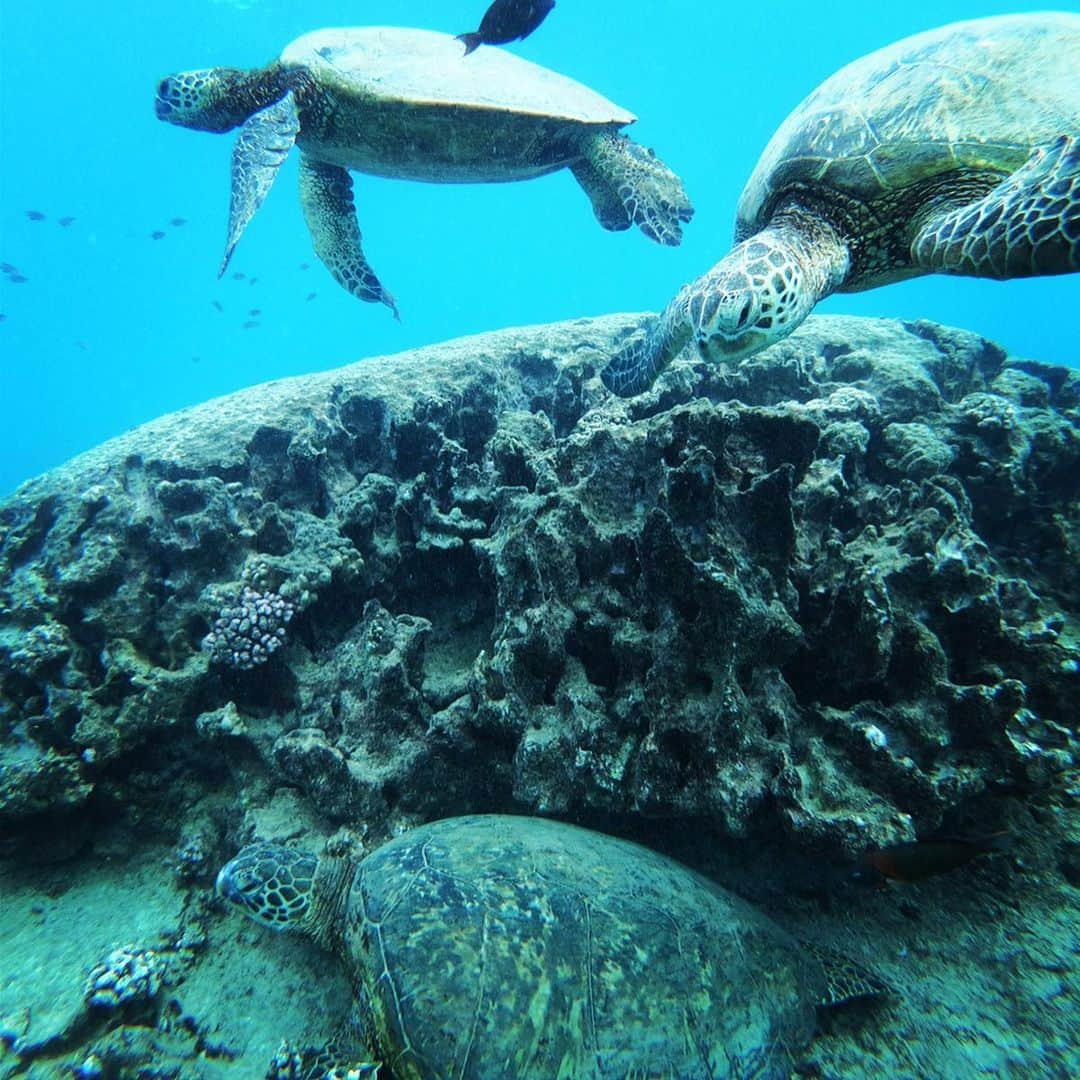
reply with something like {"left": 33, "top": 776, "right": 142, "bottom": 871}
{"left": 0, "top": 314, "right": 1077, "bottom": 857}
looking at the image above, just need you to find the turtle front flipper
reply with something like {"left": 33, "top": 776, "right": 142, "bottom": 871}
{"left": 569, "top": 158, "right": 632, "bottom": 233}
{"left": 600, "top": 288, "right": 695, "bottom": 397}
{"left": 913, "top": 134, "right": 1080, "bottom": 277}
{"left": 579, "top": 132, "right": 694, "bottom": 247}
{"left": 299, "top": 157, "right": 399, "bottom": 319}
{"left": 220, "top": 91, "right": 301, "bottom": 277}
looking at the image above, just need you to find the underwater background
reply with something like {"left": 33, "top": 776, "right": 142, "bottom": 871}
{"left": 2, "top": 4, "right": 1079, "bottom": 1077}
{"left": 1, "top": 0, "right": 1077, "bottom": 496}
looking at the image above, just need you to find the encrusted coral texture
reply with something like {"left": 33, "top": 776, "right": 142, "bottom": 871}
{"left": 0, "top": 314, "right": 1076, "bottom": 862}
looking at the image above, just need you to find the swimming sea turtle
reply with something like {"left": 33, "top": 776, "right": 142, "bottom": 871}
{"left": 601, "top": 12, "right": 1080, "bottom": 396}
{"left": 217, "top": 814, "right": 888, "bottom": 1079}
{"left": 155, "top": 27, "right": 693, "bottom": 318}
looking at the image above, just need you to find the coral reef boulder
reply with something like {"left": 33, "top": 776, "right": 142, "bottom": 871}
{"left": 0, "top": 313, "right": 1077, "bottom": 858}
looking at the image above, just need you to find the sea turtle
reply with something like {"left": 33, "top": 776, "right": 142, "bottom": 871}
{"left": 601, "top": 12, "right": 1080, "bottom": 396}
{"left": 155, "top": 27, "right": 693, "bottom": 318}
{"left": 217, "top": 814, "right": 888, "bottom": 1079}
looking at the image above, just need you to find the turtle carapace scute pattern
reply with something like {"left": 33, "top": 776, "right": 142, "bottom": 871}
{"left": 217, "top": 814, "right": 890, "bottom": 1080}
{"left": 601, "top": 12, "right": 1080, "bottom": 396}
{"left": 155, "top": 27, "right": 693, "bottom": 317}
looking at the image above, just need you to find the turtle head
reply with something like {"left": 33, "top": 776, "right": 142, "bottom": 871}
{"left": 155, "top": 65, "right": 291, "bottom": 133}
{"left": 688, "top": 210, "right": 850, "bottom": 364}
{"left": 216, "top": 842, "right": 319, "bottom": 932}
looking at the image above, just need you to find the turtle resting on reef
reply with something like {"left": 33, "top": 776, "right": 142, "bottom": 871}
{"left": 217, "top": 814, "right": 889, "bottom": 1079}
{"left": 602, "top": 12, "right": 1080, "bottom": 396}
{"left": 155, "top": 27, "right": 693, "bottom": 317}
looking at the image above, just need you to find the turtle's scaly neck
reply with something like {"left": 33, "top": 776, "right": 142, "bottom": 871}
{"left": 305, "top": 853, "right": 357, "bottom": 952}
{"left": 227, "top": 62, "right": 313, "bottom": 124}
{"left": 766, "top": 199, "right": 851, "bottom": 301}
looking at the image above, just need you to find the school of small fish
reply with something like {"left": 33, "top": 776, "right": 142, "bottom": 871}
{"left": 2, "top": 208, "right": 322, "bottom": 337}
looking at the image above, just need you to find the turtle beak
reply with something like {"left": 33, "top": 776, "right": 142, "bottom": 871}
{"left": 215, "top": 863, "right": 238, "bottom": 901}
{"left": 155, "top": 79, "right": 174, "bottom": 120}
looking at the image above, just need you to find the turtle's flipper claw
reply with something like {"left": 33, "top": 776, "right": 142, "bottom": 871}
{"left": 221, "top": 91, "right": 300, "bottom": 276}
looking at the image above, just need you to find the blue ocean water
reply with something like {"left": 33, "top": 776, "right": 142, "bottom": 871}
{"left": 0, "top": 0, "right": 1076, "bottom": 496}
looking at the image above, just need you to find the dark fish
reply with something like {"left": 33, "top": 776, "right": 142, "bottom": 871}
{"left": 1, "top": 263, "right": 19, "bottom": 275}
{"left": 211, "top": 300, "right": 224, "bottom": 313}
{"left": 75, "top": 340, "right": 90, "bottom": 352}
{"left": 299, "top": 262, "right": 310, "bottom": 271}
{"left": 305, "top": 292, "right": 318, "bottom": 302}
{"left": 8, "top": 274, "right": 28, "bottom": 284}
{"left": 457, "top": 0, "right": 555, "bottom": 55}
{"left": 248, "top": 308, "right": 261, "bottom": 317}
{"left": 26, "top": 210, "right": 46, "bottom": 222}
{"left": 58, "top": 216, "right": 76, "bottom": 227}
{"left": 150, "top": 230, "right": 166, "bottom": 240}
{"left": 0, "top": 314, "right": 7, "bottom": 323}
{"left": 242, "top": 320, "right": 259, "bottom": 330}
{"left": 248, "top": 276, "right": 258, "bottom": 286}
{"left": 232, "top": 271, "right": 246, "bottom": 281}
{"left": 170, "top": 217, "right": 187, "bottom": 227}
{"left": 862, "top": 833, "right": 1011, "bottom": 884}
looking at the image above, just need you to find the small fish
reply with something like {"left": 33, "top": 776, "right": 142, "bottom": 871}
{"left": 232, "top": 271, "right": 246, "bottom": 281}
{"left": 457, "top": 0, "right": 555, "bottom": 55}
{"left": 211, "top": 300, "right": 224, "bottom": 313}
{"left": 248, "top": 277, "right": 258, "bottom": 286}
{"left": 248, "top": 308, "right": 261, "bottom": 317}
{"left": 150, "top": 230, "right": 166, "bottom": 240}
{"left": 299, "top": 262, "right": 310, "bottom": 271}
{"left": 0, "top": 314, "right": 7, "bottom": 323}
{"left": 8, "top": 274, "right": 28, "bottom": 284}
{"left": 242, "top": 319, "right": 260, "bottom": 330}
{"left": 58, "top": 216, "right": 76, "bottom": 227}
{"left": 1, "top": 262, "right": 19, "bottom": 275}
{"left": 75, "top": 340, "right": 90, "bottom": 352}
{"left": 305, "top": 292, "right": 318, "bottom": 302}
{"left": 26, "top": 210, "right": 46, "bottom": 222}
{"left": 861, "top": 833, "right": 1011, "bottom": 885}
{"left": 170, "top": 217, "right": 187, "bottom": 227}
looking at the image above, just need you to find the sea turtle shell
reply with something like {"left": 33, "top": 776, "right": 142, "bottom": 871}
{"left": 736, "top": 12, "right": 1080, "bottom": 239}
{"left": 281, "top": 27, "right": 635, "bottom": 182}
{"left": 344, "top": 814, "right": 826, "bottom": 1079}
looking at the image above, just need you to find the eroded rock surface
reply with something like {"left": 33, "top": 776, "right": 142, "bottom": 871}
{"left": 1, "top": 314, "right": 1077, "bottom": 855}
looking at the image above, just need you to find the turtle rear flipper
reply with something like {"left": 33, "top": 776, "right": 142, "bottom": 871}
{"left": 913, "top": 134, "right": 1080, "bottom": 277}
{"left": 299, "top": 158, "right": 399, "bottom": 319}
{"left": 580, "top": 132, "right": 694, "bottom": 247}
{"left": 220, "top": 91, "right": 300, "bottom": 277}
{"left": 802, "top": 940, "right": 896, "bottom": 1009}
